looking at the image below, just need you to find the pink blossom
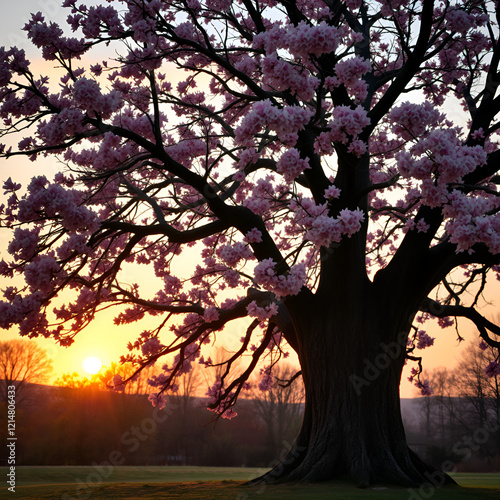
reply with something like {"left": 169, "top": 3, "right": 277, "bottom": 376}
{"left": 416, "top": 219, "right": 430, "bottom": 233}
{"left": 253, "top": 259, "right": 306, "bottom": 297}
{"left": 244, "top": 228, "right": 263, "bottom": 244}
{"left": 205, "top": 379, "right": 238, "bottom": 418}
{"left": 3, "top": 177, "right": 21, "bottom": 193}
{"left": 415, "top": 379, "right": 433, "bottom": 396}
{"left": 306, "top": 214, "right": 343, "bottom": 246}
{"left": 243, "top": 196, "right": 270, "bottom": 216}
{"left": 348, "top": 139, "right": 367, "bottom": 157}
{"left": 235, "top": 100, "right": 313, "bottom": 147}
{"left": 316, "top": 106, "right": 370, "bottom": 155}
{"left": 206, "top": 0, "right": 232, "bottom": 12}
{"left": 478, "top": 340, "right": 489, "bottom": 351}
{"left": 324, "top": 186, "right": 341, "bottom": 200}
{"left": 109, "top": 374, "right": 125, "bottom": 392}
{"left": 300, "top": 204, "right": 365, "bottom": 247}
{"left": 446, "top": 8, "right": 487, "bottom": 34}
{"left": 148, "top": 393, "right": 168, "bottom": 409}
{"left": 24, "top": 255, "right": 60, "bottom": 293}
{"left": 147, "top": 372, "right": 169, "bottom": 388}
{"left": 206, "top": 379, "right": 222, "bottom": 405}
{"left": 277, "top": 148, "right": 311, "bottom": 183}
{"left": 262, "top": 56, "right": 319, "bottom": 100}
{"left": 416, "top": 331, "right": 435, "bottom": 350}
{"left": 216, "top": 242, "right": 254, "bottom": 267}
{"left": 56, "top": 234, "right": 90, "bottom": 260}
{"left": 484, "top": 361, "right": 500, "bottom": 378}
{"left": 237, "top": 148, "right": 261, "bottom": 170}
{"left": 329, "top": 57, "right": 371, "bottom": 102}
{"left": 72, "top": 77, "right": 122, "bottom": 118}
{"left": 258, "top": 367, "right": 274, "bottom": 391}
{"left": 338, "top": 208, "right": 365, "bottom": 235}
{"left": 390, "top": 101, "right": 445, "bottom": 140}
{"left": 203, "top": 306, "right": 219, "bottom": 323}
{"left": 284, "top": 21, "right": 341, "bottom": 59}
{"left": 224, "top": 269, "right": 241, "bottom": 288}
{"left": 437, "top": 317, "right": 454, "bottom": 328}
{"left": 141, "top": 336, "right": 164, "bottom": 357}
{"left": 246, "top": 300, "right": 279, "bottom": 322}
{"left": 8, "top": 228, "right": 39, "bottom": 261}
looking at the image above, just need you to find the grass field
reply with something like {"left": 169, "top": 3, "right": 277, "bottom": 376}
{"left": 0, "top": 466, "right": 499, "bottom": 499}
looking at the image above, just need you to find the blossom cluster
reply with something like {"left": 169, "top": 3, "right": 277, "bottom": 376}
{"left": 326, "top": 57, "right": 371, "bottom": 103}
{"left": 484, "top": 361, "right": 500, "bottom": 378}
{"left": 148, "top": 392, "right": 168, "bottom": 410}
{"left": 252, "top": 21, "right": 341, "bottom": 60}
{"left": 262, "top": 56, "right": 319, "bottom": 101}
{"left": 292, "top": 198, "right": 365, "bottom": 248}
{"left": 258, "top": 366, "right": 274, "bottom": 391}
{"left": 216, "top": 242, "right": 254, "bottom": 267}
{"left": 16, "top": 176, "right": 100, "bottom": 233}
{"left": 408, "top": 367, "right": 433, "bottom": 396}
{"left": 246, "top": 300, "right": 279, "bottom": 322}
{"left": 395, "top": 130, "right": 486, "bottom": 185}
{"left": 315, "top": 106, "right": 370, "bottom": 157}
{"left": 444, "top": 191, "right": 500, "bottom": 254}
{"left": 416, "top": 331, "right": 435, "bottom": 350}
{"left": 24, "top": 11, "right": 88, "bottom": 60}
{"left": 445, "top": 7, "right": 488, "bottom": 34}
{"left": 253, "top": 259, "right": 306, "bottom": 297}
{"left": 235, "top": 99, "right": 313, "bottom": 147}
{"left": 276, "top": 148, "right": 311, "bottom": 183}
{"left": 206, "top": 379, "right": 237, "bottom": 419}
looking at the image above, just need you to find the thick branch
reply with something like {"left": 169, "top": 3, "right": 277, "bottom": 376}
{"left": 366, "top": 0, "right": 435, "bottom": 132}
{"left": 420, "top": 298, "right": 500, "bottom": 349}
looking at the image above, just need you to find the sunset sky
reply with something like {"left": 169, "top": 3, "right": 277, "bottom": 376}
{"left": 1, "top": 0, "right": 499, "bottom": 399}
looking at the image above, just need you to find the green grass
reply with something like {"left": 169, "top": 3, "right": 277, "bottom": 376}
{"left": 2, "top": 465, "right": 264, "bottom": 485}
{"left": 0, "top": 467, "right": 499, "bottom": 499}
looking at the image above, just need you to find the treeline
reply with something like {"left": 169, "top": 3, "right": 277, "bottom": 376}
{"left": 0, "top": 382, "right": 302, "bottom": 468}
{"left": 409, "top": 341, "right": 500, "bottom": 472}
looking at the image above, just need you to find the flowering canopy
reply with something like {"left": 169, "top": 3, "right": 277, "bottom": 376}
{"left": 1, "top": 0, "right": 500, "bottom": 417}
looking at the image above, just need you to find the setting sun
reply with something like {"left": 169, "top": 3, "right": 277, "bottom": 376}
{"left": 82, "top": 356, "right": 102, "bottom": 375}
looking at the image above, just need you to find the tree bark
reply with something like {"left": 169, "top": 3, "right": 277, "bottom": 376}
{"left": 249, "top": 290, "right": 457, "bottom": 488}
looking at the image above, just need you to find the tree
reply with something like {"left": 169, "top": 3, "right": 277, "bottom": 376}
{"left": 54, "top": 371, "right": 99, "bottom": 389}
{"left": 416, "top": 367, "right": 462, "bottom": 466}
{"left": 1, "top": 0, "right": 500, "bottom": 487}
{"left": 452, "top": 339, "right": 500, "bottom": 459}
{"left": 418, "top": 339, "right": 500, "bottom": 467}
{"left": 251, "top": 363, "right": 304, "bottom": 461}
{"left": 0, "top": 339, "right": 53, "bottom": 404}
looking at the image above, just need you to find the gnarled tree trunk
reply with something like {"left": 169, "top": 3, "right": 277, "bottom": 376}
{"left": 251, "top": 287, "right": 456, "bottom": 488}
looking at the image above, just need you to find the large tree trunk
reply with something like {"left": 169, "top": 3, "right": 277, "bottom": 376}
{"left": 250, "top": 290, "right": 456, "bottom": 488}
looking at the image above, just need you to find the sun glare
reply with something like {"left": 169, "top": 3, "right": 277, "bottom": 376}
{"left": 83, "top": 356, "right": 102, "bottom": 375}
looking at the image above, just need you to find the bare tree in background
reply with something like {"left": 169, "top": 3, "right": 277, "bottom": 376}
{"left": 251, "top": 363, "right": 304, "bottom": 459}
{"left": 453, "top": 340, "right": 500, "bottom": 434}
{"left": 418, "top": 368, "right": 456, "bottom": 440}
{"left": 174, "top": 363, "right": 203, "bottom": 416}
{"left": 418, "top": 336, "right": 500, "bottom": 467}
{"left": 0, "top": 339, "right": 53, "bottom": 405}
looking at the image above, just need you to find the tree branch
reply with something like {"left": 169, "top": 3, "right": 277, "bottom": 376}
{"left": 420, "top": 298, "right": 500, "bottom": 349}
